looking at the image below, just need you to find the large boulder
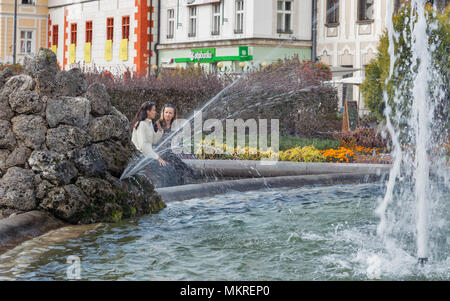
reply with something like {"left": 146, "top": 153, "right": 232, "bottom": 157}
{"left": 23, "top": 49, "right": 59, "bottom": 96}
{"left": 95, "top": 140, "right": 133, "bottom": 177}
{"left": 0, "top": 74, "right": 35, "bottom": 96}
{"left": 0, "top": 167, "right": 36, "bottom": 211}
{"left": 0, "top": 67, "right": 14, "bottom": 86}
{"left": 88, "top": 114, "right": 129, "bottom": 143}
{"left": 35, "top": 178, "right": 54, "bottom": 200}
{"left": 0, "top": 96, "right": 14, "bottom": 120}
{"left": 55, "top": 68, "right": 87, "bottom": 97}
{"left": 5, "top": 147, "right": 31, "bottom": 169}
{"left": 46, "top": 125, "right": 91, "bottom": 153}
{"left": 23, "top": 47, "right": 59, "bottom": 77}
{"left": 67, "top": 145, "right": 107, "bottom": 178}
{"left": 9, "top": 90, "right": 43, "bottom": 114}
{"left": 0, "top": 120, "right": 17, "bottom": 150}
{"left": 0, "top": 150, "right": 10, "bottom": 174}
{"left": 11, "top": 114, "right": 47, "bottom": 149}
{"left": 28, "top": 150, "right": 78, "bottom": 185}
{"left": 46, "top": 96, "right": 90, "bottom": 128}
{"left": 75, "top": 177, "right": 115, "bottom": 203}
{"left": 35, "top": 69, "right": 57, "bottom": 95}
{"left": 86, "top": 82, "right": 111, "bottom": 116}
{"left": 0, "top": 48, "right": 166, "bottom": 225}
{"left": 40, "top": 185, "right": 89, "bottom": 223}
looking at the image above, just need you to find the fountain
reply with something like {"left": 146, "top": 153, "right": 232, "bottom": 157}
{"left": 375, "top": 0, "right": 449, "bottom": 267}
{"left": 0, "top": 1, "right": 448, "bottom": 281}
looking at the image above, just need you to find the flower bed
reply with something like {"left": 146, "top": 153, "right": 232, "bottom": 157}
{"left": 193, "top": 139, "right": 392, "bottom": 164}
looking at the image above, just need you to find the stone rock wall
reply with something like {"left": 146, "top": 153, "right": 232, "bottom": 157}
{"left": 0, "top": 48, "right": 165, "bottom": 224}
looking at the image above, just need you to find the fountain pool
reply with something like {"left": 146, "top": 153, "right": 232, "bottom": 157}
{"left": 1, "top": 182, "right": 449, "bottom": 281}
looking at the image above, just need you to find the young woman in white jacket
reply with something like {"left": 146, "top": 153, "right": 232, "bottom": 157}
{"left": 131, "top": 101, "right": 167, "bottom": 166}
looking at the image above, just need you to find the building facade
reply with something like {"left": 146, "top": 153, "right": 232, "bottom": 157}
{"left": 0, "top": 0, "right": 49, "bottom": 64}
{"left": 0, "top": 0, "right": 159, "bottom": 76}
{"left": 315, "top": 0, "right": 390, "bottom": 113}
{"left": 47, "top": 0, "right": 158, "bottom": 75}
{"left": 158, "top": 0, "right": 313, "bottom": 72}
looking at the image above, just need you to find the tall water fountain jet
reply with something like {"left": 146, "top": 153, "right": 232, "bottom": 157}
{"left": 376, "top": 0, "right": 449, "bottom": 266}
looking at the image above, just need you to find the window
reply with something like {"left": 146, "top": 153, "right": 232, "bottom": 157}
{"left": 70, "top": 23, "right": 77, "bottom": 45}
{"left": 107, "top": 17, "right": 114, "bottom": 41}
{"left": 277, "top": 0, "right": 292, "bottom": 34}
{"left": 21, "top": 0, "right": 34, "bottom": 4}
{"left": 85, "top": 21, "right": 92, "bottom": 43}
{"left": 212, "top": 4, "right": 221, "bottom": 35}
{"left": 188, "top": 7, "right": 197, "bottom": 37}
{"left": 122, "top": 16, "right": 130, "bottom": 40}
{"left": 235, "top": 0, "right": 244, "bottom": 34}
{"left": 20, "top": 30, "right": 33, "bottom": 54}
{"left": 326, "top": 0, "right": 339, "bottom": 24}
{"left": 358, "top": 0, "right": 374, "bottom": 21}
{"left": 52, "top": 25, "right": 58, "bottom": 47}
{"left": 342, "top": 71, "right": 354, "bottom": 101}
{"left": 167, "top": 9, "right": 175, "bottom": 38}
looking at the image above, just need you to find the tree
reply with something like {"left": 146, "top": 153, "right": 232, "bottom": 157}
{"left": 361, "top": 3, "right": 449, "bottom": 122}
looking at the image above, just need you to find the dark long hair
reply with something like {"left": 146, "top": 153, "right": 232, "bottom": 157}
{"left": 131, "top": 101, "right": 155, "bottom": 131}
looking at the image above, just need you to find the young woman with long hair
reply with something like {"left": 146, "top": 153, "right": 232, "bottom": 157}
{"left": 154, "top": 103, "right": 180, "bottom": 135}
{"left": 130, "top": 101, "right": 167, "bottom": 166}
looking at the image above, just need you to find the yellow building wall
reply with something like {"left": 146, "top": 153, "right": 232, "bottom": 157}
{"left": 40, "top": 19, "right": 46, "bottom": 48}
{"left": 0, "top": 0, "right": 48, "bottom": 62}
{"left": 6, "top": 18, "right": 12, "bottom": 57}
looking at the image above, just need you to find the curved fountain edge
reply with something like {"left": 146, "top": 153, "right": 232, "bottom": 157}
{"left": 0, "top": 211, "right": 67, "bottom": 254}
{"left": 156, "top": 172, "right": 389, "bottom": 202}
{"left": 183, "top": 159, "right": 392, "bottom": 178}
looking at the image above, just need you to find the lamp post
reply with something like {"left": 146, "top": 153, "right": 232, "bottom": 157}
{"left": 151, "top": 64, "right": 158, "bottom": 77}
{"left": 13, "top": 0, "right": 17, "bottom": 65}
{"left": 239, "top": 61, "right": 245, "bottom": 72}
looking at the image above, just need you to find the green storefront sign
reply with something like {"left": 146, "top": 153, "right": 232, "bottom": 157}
{"left": 174, "top": 46, "right": 253, "bottom": 63}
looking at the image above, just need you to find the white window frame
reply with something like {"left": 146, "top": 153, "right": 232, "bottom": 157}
{"left": 277, "top": 0, "right": 293, "bottom": 34}
{"left": 212, "top": 4, "right": 221, "bottom": 35}
{"left": 21, "top": 0, "right": 35, "bottom": 5}
{"left": 188, "top": 6, "right": 197, "bottom": 37}
{"left": 20, "top": 30, "right": 34, "bottom": 55}
{"left": 235, "top": 0, "right": 244, "bottom": 34}
{"left": 167, "top": 9, "right": 175, "bottom": 38}
{"left": 358, "top": 0, "right": 374, "bottom": 21}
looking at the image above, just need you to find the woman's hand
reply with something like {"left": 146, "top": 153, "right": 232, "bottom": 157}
{"left": 157, "top": 157, "right": 167, "bottom": 166}
{"left": 155, "top": 120, "right": 163, "bottom": 132}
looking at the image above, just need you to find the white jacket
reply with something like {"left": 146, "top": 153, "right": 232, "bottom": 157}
{"left": 131, "top": 119, "right": 163, "bottom": 159}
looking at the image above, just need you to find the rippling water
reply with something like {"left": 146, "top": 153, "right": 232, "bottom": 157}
{"left": 0, "top": 183, "right": 449, "bottom": 280}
